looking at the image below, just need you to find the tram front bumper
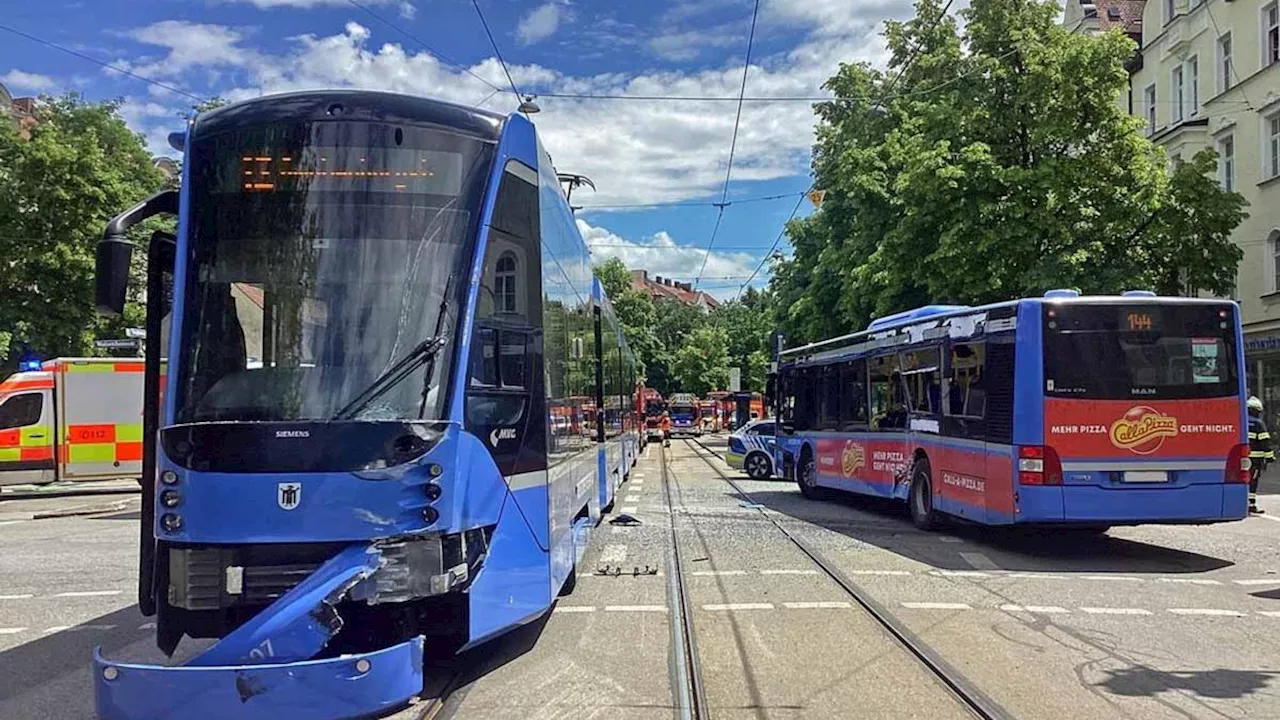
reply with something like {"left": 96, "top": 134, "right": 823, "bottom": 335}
{"left": 93, "top": 542, "right": 425, "bottom": 720}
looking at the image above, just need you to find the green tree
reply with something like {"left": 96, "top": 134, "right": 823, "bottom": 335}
{"left": 670, "top": 325, "right": 730, "bottom": 396}
{"left": 770, "top": 0, "right": 1246, "bottom": 344}
{"left": 710, "top": 286, "right": 775, "bottom": 392}
{"left": 0, "top": 94, "right": 164, "bottom": 369}
{"left": 593, "top": 257, "right": 660, "bottom": 379}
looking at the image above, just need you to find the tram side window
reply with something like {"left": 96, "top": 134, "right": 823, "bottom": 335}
{"left": 868, "top": 354, "right": 906, "bottom": 430}
{"left": 901, "top": 348, "right": 942, "bottom": 415}
{"left": 947, "top": 343, "right": 985, "bottom": 419}
{"left": 816, "top": 364, "right": 840, "bottom": 430}
{"left": 839, "top": 359, "right": 868, "bottom": 428}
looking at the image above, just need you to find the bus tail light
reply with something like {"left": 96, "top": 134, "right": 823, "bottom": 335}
{"left": 1018, "top": 445, "right": 1062, "bottom": 486}
{"left": 1225, "top": 443, "right": 1251, "bottom": 484}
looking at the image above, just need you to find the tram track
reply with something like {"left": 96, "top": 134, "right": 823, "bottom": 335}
{"left": 679, "top": 437, "right": 1013, "bottom": 720}
{"left": 660, "top": 443, "right": 712, "bottom": 720}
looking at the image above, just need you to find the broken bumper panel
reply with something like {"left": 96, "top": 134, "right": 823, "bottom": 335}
{"left": 93, "top": 637, "right": 423, "bottom": 720}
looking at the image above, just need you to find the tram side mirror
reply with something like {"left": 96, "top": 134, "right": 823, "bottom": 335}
{"left": 95, "top": 237, "right": 134, "bottom": 317}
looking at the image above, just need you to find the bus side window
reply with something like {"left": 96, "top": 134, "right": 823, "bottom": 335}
{"left": 839, "top": 359, "right": 868, "bottom": 429}
{"left": 817, "top": 364, "right": 839, "bottom": 430}
{"left": 794, "top": 367, "right": 816, "bottom": 431}
{"left": 900, "top": 348, "right": 942, "bottom": 415}
{"left": 947, "top": 343, "right": 985, "bottom": 419}
{"left": 869, "top": 354, "right": 905, "bottom": 430}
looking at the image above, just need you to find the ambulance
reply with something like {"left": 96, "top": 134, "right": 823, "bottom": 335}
{"left": 0, "top": 358, "right": 144, "bottom": 486}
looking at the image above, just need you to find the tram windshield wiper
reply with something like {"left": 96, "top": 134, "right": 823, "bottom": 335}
{"left": 331, "top": 334, "right": 448, "bottom": 421}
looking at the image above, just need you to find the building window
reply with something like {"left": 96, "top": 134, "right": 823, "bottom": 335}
{"left": 1269, "top": 113, "right": 1280, "bottom": 180}
{"left": 1164, "top": 0, "right": 1175, "bottom": 24}
{"left": 1144, "top": 84, "right": 1157, "bottom": 134}
{"left": 1267, "top": 3, "right": 1280, "bottom": 67}
{"left": 1271, "top": 231, "right": 1280, "bottom": 294}
{"left": 1218, "top": 134, "right": 1235, "bottom": 192}
{"left": 1171, "top": 66, "right": 1184, "bottom": 123}
{"left": 495, "top": 252, "right": 518, "bottom": 314}
{"left": 1187, "top": 56, "right": 1199, "bottom": 116}
{"left": 1218, "top": 33, "right": 1233, "bottom": 93}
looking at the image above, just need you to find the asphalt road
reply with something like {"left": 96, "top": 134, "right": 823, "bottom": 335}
{"left": 1, "top": 439, "right": 1279, "bottom": 718}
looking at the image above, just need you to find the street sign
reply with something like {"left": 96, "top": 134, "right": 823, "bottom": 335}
{"left": 729, "top": 367, "right": 741, "bottom": 392}
{"left": 125, "top": 327, "right": 146, "bottom": 339}
{"left": 94, "top": 338, "right": 140, "bottom": 349}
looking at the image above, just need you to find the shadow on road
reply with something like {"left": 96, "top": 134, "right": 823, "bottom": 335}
{"left": 0, "top": 605, "right": 151, "bottom": 704}
{"left": 1099, "top": 666, "right": 1278, "bottom": 700}
{"left": 738, "top": 485, "right": 1234, "bottom": 575}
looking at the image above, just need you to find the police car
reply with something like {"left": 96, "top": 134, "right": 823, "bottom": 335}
{"left": 725, "top": 419, "right": 777, "bottom": 480}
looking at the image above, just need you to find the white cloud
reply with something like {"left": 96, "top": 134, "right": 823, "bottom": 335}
{"left": 1, "top": 69, "right": 56, "bottom": 92}
{"left": 398, "top": 2, "right": 416, "bottom": 20}
{"left": 517, "top": 2, "right": 564, "bottom": 46}
{"left": 763, "top": 0, "right": 914, "bottom": 36}
{"left": 647, "top": 25, "right": 741, "bottom": 62}
{"left": 218, "top": 0, "right": 405, "bottom": 7}
{"left": 577, "top": 219, "right": 756, "bottom": 298}
{"left": 118, "top": 98, "right": 181, "bottom": 156}
{"left": 120, "top": 21, "right": 255, "bottom": 79}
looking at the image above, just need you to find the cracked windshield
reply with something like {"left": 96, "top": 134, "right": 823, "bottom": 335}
{"left": 0, "top": 0, "right": 1277, "bottom": 718}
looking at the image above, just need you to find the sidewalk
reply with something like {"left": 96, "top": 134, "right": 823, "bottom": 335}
{"left": 0, "top": 478, "right": 139, "bottom": 502}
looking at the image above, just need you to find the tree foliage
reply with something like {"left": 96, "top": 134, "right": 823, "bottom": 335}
{"left": 769, "top": 0, "right": 1247, "bottom": 345}
{"left": 0, "top": 94, "right": 164, "bottom": 369}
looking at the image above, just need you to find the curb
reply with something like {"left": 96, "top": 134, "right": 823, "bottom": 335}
{"left": 0, "top": 485, "right": 140, "bottom": 502}
{"left": 31, "top": 499, "right": 133, "bottom": 520}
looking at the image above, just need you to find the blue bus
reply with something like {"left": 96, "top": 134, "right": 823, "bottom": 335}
{"left": 91, "top": 90, "right": 638, "bottom": 720}
{"left": 771, "top": 292, "right": 1250, "bottom": 531}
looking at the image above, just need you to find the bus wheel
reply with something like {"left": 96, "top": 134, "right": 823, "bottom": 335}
{"left": 745, "top": 451, "right": 772, "bottom": 480}
{"left": 798, "top": 451, "right": 826, "bottom": 500}
{"left": 909, "top": 460, "right": 940, "bottom": 531}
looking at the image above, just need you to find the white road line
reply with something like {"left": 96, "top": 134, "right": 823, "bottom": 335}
{"left": 960, "top": 552, "right": 999, "bottom": 571}
{"left": 1000, "top": 604, "right": 1068, "bottom": 614}
{"left": 1257, "top": 611, "right": 1280, "bottom": 617}
{"left": 1167, "top": 608, "right": 1246, "bottom": 617}
{"left": 702, "top": 603, "right": 774, "bottom": 611}
{"left": 0, "top": 627, "right": 26, "bottom": 635}
{"left": 632, "top": 482, "right": 645, "bottom": 487}
{"left": 1253, "top": 513, "right": 1280, "bottom": 524}
{"left": 1157, "top": 578, "right": 1221, "bottom": 586}
{"left": 624, "top": 494, "right": 640, "bottom": 502}
{"left": 931, "top": 570, "right": 989, "bottom": 578}
{"left": 1233, "top": 579, "right": 1280, "bottom": 586}
{"left": 54, "top": 590, "right": 123, "bottom": 598}
{"left": 604, "top": 605, "right": 667, "bottom": 612}
{"left": 599, "top": 544, "right": 628, "bottom": 564}
{"left": 619, "top": 506, "right": 638, "bottom": 514}
{"left": 0, "top": 520, "right": 25, "bottom": 527}
{"left": 0, "top": 594, "right": 34, "bottom": 600}
{"left": 42, "top": 626, "right": 69, "bottom": 633}
{"left": 552, "top": 606, "right": 597, "bottom": 613}
{"left": 1080, "top": 607, "right": 1153, "bottom": 615}
{"left": 761, "top": 569, "right": 822, "bottom": 575}
{"left": 937, "top": 536, "right": 964, "bottom": 544}
{"left": 77, "top": 624, "right": 118, "bottom": 631}
{"left": 1003, "top": 573, "right": 1071, "bottom": 580}
{"left": 847, "top": 569, "right": 912, "bottom": 576}
{"left": 609, "top": 526, "right": 632, "bottom": 534}
{"left": 902, "top": 602, "right": 971, "bottom": 610}
{"left": 690, "top": 570, "right": 747, "bottom": 576}
{"left": 783, "top": 601, "right": 852, "bottom": 609}
{"left": 138, "top": 622, "right": 156, "bottom": 630}
{"left": 1081, "top": 576, "right": 1143, "bottom": 582}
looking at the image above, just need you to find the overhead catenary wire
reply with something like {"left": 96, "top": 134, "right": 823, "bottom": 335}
{"left": 0, "top": 23, "right": 207, "bottom": 104}
{"left": 346, "top": 0, "right": 504, "bottom": 93}
{"left": 577, "top": 190, "right": 806, "bottom": 211}
{"left": 693, "top": 0, "right": 762, "bottom": 294}
{"left": 469, "top": 0, "right": 524, "bottom": 110}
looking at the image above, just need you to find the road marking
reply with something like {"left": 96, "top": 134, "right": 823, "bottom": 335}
{"left": 77, "top": 624, "right": 118, "bottom": 631}
{"left": 619, "top": 506, "right": 638, "bottom": 514}
{"left": 599, "top": 544, "right": 628, "bottom": 564}
{"left": 54, "top": 590, "right": 123, "bottom": 598}
{"left": 690, "top": 570, "right": 747, "bottom": 576}
{"left": 0, "top": 520, "right": 25, "bottom": 527}
{"left": 960, "top": 552, "right": 999, "bottom": 570}
{"left": 999, "top": 604, "right": 1068, "bottom": 614}
{"left": 937, "top": 536, "right": 964, "bottom": 543}
{"left": 604, "top": 605, "right": 667, "bottom": 612}
{"left": 43, "top": 626, "right": 69, "bottom": 633}
{"left": 931, "top": 570, "right": 989, "bottom": 578}
{"left": 1167, "top": 608, "right": 1245, "bottom": 617}
{"left": 902, "top": 602, "right": 971, "bottom": 610}
{"left": 1257, "top": 611, "right": 1280, "bottom": 617}
{"left": 847, "top": 569, "right": 911, "bottom": 576}
{"left": 1080, "top": 607, "right": 1153, "bottom": 615}
{"left": 138, "top": 622, "right": 156, "bottom": 630}
{"left": 0, "top": 594, "right": 34, "bottom": 600}
{"left": 783, "top": 601, "right": 852, "bottom": 609}
{"left": 1004, "top": 573, "right": 1071, "bottom": 580}
{"left": 1233, "top": 579, "right": 1279, "bottom": 586}
{"left": 552, "top": 606, "right": 597, "bottom": 614}
{"left": 1157, "top": 578, "right": 1221, "bottom": 585}
{"left": 632, "top": 481, "right": 645, "bottom": 488}
{"left": 0, "top": 627, "right": 26, "bottom": 635}
{"left": 609, "top": 526, "right": 633, "bottom": 534}
{"left": 761, "top": 569, "right": 822, "bottom": 575}
{"left": 625, "top": 494, "right": 640, "bottom": 502}
{"left": 1081, "top": 576, "right": 1143, "bottom": 582}
{"left": 1252, "top": 513, "right": 1280, "bottom": 524}
{"left": 702, "top": 603, "right": 774, "bottom": 611}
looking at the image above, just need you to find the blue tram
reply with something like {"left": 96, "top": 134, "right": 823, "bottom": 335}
{"left": 91, "top": 90, "right": 638, "bottom": 719}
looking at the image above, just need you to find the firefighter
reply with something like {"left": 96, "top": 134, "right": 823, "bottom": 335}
{"left": 660, "top": 410, "right": 672, "bottom": 448}
{"left": 1247, "top": 395, "right": 1273, "bottom": 514}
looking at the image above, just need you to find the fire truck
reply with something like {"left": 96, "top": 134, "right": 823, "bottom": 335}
{"left": 643, "top": 388, "right": 665, "bottom": 441}
{"left": 0, "top": 358, "right": 145, "bottom": 486}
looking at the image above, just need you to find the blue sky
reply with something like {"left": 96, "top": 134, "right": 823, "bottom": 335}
{"left": 0, "top": 0, "right": 913, "bottom": 297}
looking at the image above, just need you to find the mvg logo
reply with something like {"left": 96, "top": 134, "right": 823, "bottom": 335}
{"left": 489, "top": 427, "right": 517, "bottom": 447}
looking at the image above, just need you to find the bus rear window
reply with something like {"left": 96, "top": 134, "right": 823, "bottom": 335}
{"left": 1042, "top": 303, "right": 1238, "bottom": 400}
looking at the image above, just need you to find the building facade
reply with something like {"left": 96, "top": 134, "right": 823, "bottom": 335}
{"left": 629, "top": 269, "right": 720, "bottom": 311}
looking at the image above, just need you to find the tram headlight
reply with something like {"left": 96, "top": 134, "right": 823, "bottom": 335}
{"left": 160, "top": 513, "right": 183, "bottom": 533}
{"left": 160, "top": 470, "right": 179, "bottom": 485}
{"left": 427, "top": 463, "right": 443, "bottom": 478}
{"left": 422, "top": 506, "right": 439, "bottom": 525}
{"left": 160, "top": 490, "right": 182, "bottom": 508}
{"left": 424, "top": 482, "right": 443, "bottom": 501}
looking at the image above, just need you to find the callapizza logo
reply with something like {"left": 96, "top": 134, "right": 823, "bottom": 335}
{"left": 841, "top": 441, "right": 865, "bottom": 477}
{"left": 1109, "top": 406, "right": 1178, "bottom": 454}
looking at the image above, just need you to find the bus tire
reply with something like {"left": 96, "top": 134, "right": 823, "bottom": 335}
{"left": 909, "top": 460, "right": 941, "bottom": 531}
{"left": 798, "top": 448, "right": 826, "bottom": 500}
{"left": 745, "top": 451, "right": 773, "bottom": 480}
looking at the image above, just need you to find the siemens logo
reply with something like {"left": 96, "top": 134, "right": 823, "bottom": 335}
{"left": 275, "top": 430, "right": 311, "bottom": 438}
